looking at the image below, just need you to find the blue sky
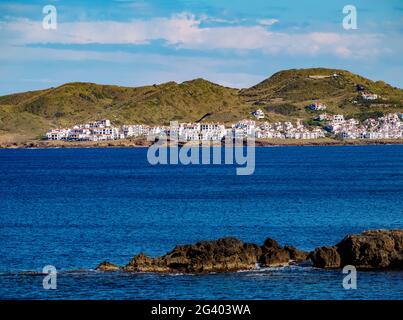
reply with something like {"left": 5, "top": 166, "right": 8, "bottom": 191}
{"left": 0, "top": 0, "right": 402, "bottom": 95}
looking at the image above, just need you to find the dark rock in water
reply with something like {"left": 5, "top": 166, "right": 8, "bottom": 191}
{"left": 125, "top": 237, "right": 261, "bottom": 273}
{"left": 18, "top": 271, "right": 47, "bottom": 276}
{"left": 98, "top": 236, "right": 309, "bottom": 273}
{"left": 284, "top": 245, "right": 309, "bottom": 262}
{"left": 125, "top": 252, "right": 169, "bottom": 273}
{"left": 97, "top": 230, "right": 403, "bottom": 273}
{"left": 310, "top": 246, "right": 341, "bottom": 268}
{"left": 336, "top": 230, "right": 403, "bottom": 269}
{"left": 261, "top": 248, "right": 290, "bottom": 267}
{"left": 96, "top": 261, "right": 121, "bottom": 271}
{"left": 260, "top": 239, "right": 309, "bottom": 267}
{"left": 125, "top": 253, "right": 154, "bottom": 271}
{"left": 311, "top": 230, "right": 403, "bottom": 269}
{"left": 65, "top": 269, "right": 89, "bottom": 274}
{"left": 262, "top": 238, "right": 281, "bottom": 251}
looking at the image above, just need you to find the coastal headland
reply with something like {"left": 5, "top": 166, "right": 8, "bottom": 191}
{"left": 1, "top": 68, "right": 402, "bottom": 146}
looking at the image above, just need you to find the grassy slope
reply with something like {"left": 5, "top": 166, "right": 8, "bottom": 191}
{"left": 0, "top": 68, "right": 402, "bottom": 142}
{"left": 240, "top": 67, "right": 403, "bottom": 123}
{"left": 0, "top": 80, "right": 248, "bottom": 141}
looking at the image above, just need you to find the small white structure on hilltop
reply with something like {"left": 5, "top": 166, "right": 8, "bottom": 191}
{"left": 360, "top": 92, "right": 379, "bottom": 100}
{"left": 308, "top": 102, "right": 327, "bottom": 111}
{"left": 308, "top": 74, "right": 339, "bottom": 79}
{"left": 252, "top": 109, "right": 265, "bottom": 119}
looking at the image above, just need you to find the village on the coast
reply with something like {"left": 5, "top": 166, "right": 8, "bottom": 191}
{"left": 43, "top": 73, "right": 403, "bottom": 144}
{"left": 45, "top": 108, "right": 403, "bottom": 142}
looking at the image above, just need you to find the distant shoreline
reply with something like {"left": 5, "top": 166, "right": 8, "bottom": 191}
{"left": 1, "top": 138, "right": 403, "bottom": 149}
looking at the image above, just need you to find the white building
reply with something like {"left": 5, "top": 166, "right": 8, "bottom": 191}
{"left": 86, "top": 119, "right": 111, "bottom": 129}
{"left": 92, "top": 127, "right": 120, "bottom": 140}
{"left": 332, "top": 115, "right": 345, "bottom": 123}
{"left": 308, "top": 102, "right": 327, "bottom": 111}
{"left": 252, "top": 109, "right": 265, "bottom": 119}
{"left": 46, "top": 128, "right": 70, "bottom": 140}
{"left": 315, "top": 113, "right": 332, "bottom": 121}
{"left": 255, "top": 120, "right": 325, "bottom": 140}
{"left": 361, "top": 92, "right": 378, "bottom": 100}
{"left": 176, "top": 123, "right": 198, "bottom": 141}
{"left": 232, "top": 120, "right": 256, "bottom": 138}
{"left": 122, "top": 125, "right": 149, "bottom": 138}
{"left": 45, "top": 113, "right": 402, "bottom": 142}
{"left": 46, "top": 119, "right": 121, "bottom": 141}
{"left": 200, "top": 123, "right": 226, "bottom": 141}
{"left": 67, "top": 128, "right": 92, "bottom": 141}
{"left": 325, "top": 113, "right": 402, "bottom": 140}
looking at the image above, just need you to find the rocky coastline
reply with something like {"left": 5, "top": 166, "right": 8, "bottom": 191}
{"left": 310, "top": 229, "right": 403, "bottom": 269}
{"left": 1, "top": 138, "right": 403, "bottom": 149}
{"left": 96, "top": 229, "right": 403, "bottom": 273}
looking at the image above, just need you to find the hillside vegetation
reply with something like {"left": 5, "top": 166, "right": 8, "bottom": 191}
{"left": 241, "top": 68, "right": 403, "bottom": 122}
{"left": 0, "top": 68, "right": 402, "bottom": 143}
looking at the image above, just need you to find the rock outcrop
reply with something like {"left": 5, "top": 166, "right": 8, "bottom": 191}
{"left": 310, "top": 229, "right": 403, "bottom": 269}
{"left": 96, "top": 261, "right": 121, "bottom": 271}
{"left": 310, "top": 246, "right": 341, "bottom": 268}
{"left": 259, "top": 238, "right": 308, "bottom": 267}
{"left": 96, "top": 236, "right": 309, "bottom": 273}
{"left": 124, "top": 237, "right": 261, "bottom": 273}
{"left": 96, "top": 230, "right": 403, "bottom": 273}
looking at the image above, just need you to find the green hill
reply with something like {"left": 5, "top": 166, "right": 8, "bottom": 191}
{"left": 241, "top": 67, "right": 403, "bottom": 122}
{"left": 0, "top": 68, "right": 402, "bottom": 143}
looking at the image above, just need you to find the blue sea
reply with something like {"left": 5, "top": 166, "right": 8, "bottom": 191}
{"left": 0, "top": 145, "right": 402, "bottom": 300}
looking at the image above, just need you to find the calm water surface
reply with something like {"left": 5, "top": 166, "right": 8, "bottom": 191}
{"left": 0, "top": 146, "right": 402, "bottom": 299}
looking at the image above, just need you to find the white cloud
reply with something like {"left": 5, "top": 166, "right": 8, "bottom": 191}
{"left": 0, "top": 13, "right": 387, "bottom": 59}
{"left": 257, "top": 18, "right": 279, "bottom": 26}
{"left": 0, "top": 44, "right": 261, "bottom": 90}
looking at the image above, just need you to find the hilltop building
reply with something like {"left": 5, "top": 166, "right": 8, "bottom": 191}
{"left": 360, "top": 92, "right": 379, "bottom": 100}
{"left": 252, "top": 109, "right": 265, "bottom": 119}
{"left": 308, "top": 102, "right": 327, "bottom": 111}
{"left": 308, "top": 74, "right": 339, "bottom": 79}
